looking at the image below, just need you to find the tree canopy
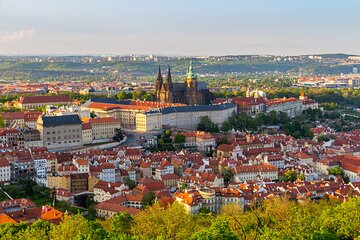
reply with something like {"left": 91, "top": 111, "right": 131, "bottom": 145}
{"left": 0, "top": 197, "right": 359, "bottom": 239}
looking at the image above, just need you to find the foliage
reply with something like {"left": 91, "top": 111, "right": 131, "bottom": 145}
{"left": 174, "top": 134, "right": 186, "bottom": 144}
{"left": 191, "top": 219, "right": 237, "bottom": 240}
{"left": 113, "top": 128, "right": 126, "bottom": 142}
{"left": 328, "top": 166, "right": 344, "bottom": 177}
{"left": 217, "top": 136, "right": 229, "bottom": 146}
{"left": 141, "top": 192, "right": 155, "bottom": 207}
{"left": 318, "top": 135, "right": 330, "bottom": 142}
{"left": 0, "top": 197, "right": 359, "bottom": 239}
{"left": 124, "top": 178, "right": 136, "bottom": 190}
{"left": 221, "top": 167, "right": 233, "bottom": 185}
{"left": 197, "top": 116, "right": 219, "bottom": 133}
{"left": 109, "top": 212, "right": 134, "bottom": 236}
{"left": 279, "top": 169, "right": 305, "bottom": 182}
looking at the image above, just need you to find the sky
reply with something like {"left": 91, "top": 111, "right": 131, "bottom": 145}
{"left": 0, "top": 0, "right": 359, "bottom": 56}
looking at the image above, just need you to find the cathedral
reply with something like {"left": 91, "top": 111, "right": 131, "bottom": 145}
{"left": 155, "top": 62, "right": 211, "bottom": 105}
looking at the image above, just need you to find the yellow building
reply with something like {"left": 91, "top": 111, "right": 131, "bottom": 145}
{"left": 48, "top": 175, "right": 71, "bottom": 191}
{"left": 135, "top": 111, "right": 162, "bottom": 132}
{"left": 89, "top": 117, "right": 121, "bottom": 142}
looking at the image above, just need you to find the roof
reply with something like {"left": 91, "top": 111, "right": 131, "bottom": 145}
{"left": 217, "top": 144, "right": 236, "bottom": 152}
{"left": 266, "top": 98, "right": 301, "bottom": 106}
{"left": 94, "top": 202, "right": 140, "bottom": 215}
{"left": 19, "top": 95, "right": 70, "bottom": 104}
{"left": 82, "top": 122, "right": 92, "bottom": 130}
{"left": 91, "top": 98, "right": 132, "bottom": 105}
{"left": 233, "top": 164, "right": 278, "bottom": 174}
{"left": 41, "top": 114, "right": 82, "bottom": 127}
{"left": 1, "top": 112, "right": 25, "bottom": 120}
{"left": 87, "top": 102, "right": 149, "bottom": 111}
{"left": 0, "top": 160, "right": 10, "bottom": 168}
{"left": 0, "top": 213, "right": 17, "bottom": 224}
{"left": 89, "top": 117, "right": 119, "bottom": 124}
{"left": 161, "top": 103, "right": 236, "bottom": 114}
{"left": 40, "top": 205, "right": 63, "bottom": 223}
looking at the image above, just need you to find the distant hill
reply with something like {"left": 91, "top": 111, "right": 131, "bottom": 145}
{"left": 304, "top": 53, "right": 354, "bottom": 59}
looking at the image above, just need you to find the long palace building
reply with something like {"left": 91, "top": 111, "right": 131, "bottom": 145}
{"left": 155, "top": 61, "right": 211, "bottom": 105}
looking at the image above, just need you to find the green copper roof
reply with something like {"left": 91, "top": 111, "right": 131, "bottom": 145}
{"left": 186, "top": 60, "right": 197, "bottom": 79}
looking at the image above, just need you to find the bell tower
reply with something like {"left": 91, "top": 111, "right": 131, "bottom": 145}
{"left": 185, "top": 61, "right": 200, "bottom": 105}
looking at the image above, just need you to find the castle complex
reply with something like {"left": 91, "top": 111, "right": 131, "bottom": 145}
{"left": 155, "top": 62, "right": 211, "bottom": 105}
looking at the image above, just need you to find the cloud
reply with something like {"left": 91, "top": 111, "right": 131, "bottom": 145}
{"left": 1, "top": 29, "right": 35, "bottom": 41}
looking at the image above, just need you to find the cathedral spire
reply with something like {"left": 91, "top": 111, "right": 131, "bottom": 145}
{"left": 186, "top": 60, "right": 196, "bottom": 80}
{"left": 156, "top": 65, "right": 163, "bottom": 90}
{"left": 166, "top": 65, "right": 173, "bottom": 91}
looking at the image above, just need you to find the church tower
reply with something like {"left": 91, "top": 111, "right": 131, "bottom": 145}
{"left": 185, "top": 61, "right": 201, "bottom": 105}
{"left": 165, "top": 66, "right": 173, "bottom": 102}
{"left": 155, "top": 65, "right": 163, "bottom": 102}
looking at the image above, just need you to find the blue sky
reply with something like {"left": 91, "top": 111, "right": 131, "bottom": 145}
{"left": 0, "top": 0, "right": 359, "bottom": 55}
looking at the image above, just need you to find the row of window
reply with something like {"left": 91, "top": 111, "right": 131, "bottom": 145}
{"left": 47, "top": 140, "right": 80, "bottom": 145}
{"left": 46, "top": 129, "right": 80, "bottom": 135}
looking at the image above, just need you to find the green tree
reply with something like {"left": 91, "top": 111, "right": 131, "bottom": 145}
{"left": 110, "top": 212, "right": 134, "bottom": 236}
{"left": 318, "top": 135, "right": 330, "bottom": 142}
{"left": 217, "top": 136, "right": 228, "bottom": 145}
{"left": 174, "top": 134, "right": 186, "bottom": 144}
{"left": 131, "top": 202, "right": 192, "bottom": 239}
{"left": 198, "top": 116, "right": 219, "bottom": 133}
{"left": 124, "top": 178, "right": 136, "bottom": 190}
{"left": 15, "top": 220, "right": 52, "bottom": 240}
{"left": 221, "top": 120, "right": 232, "bottom": 132}
{"left": 221, "top": 167, "right": 233, "bottom": 185}
{"left": 282, "top": 170, "right": 298, "bottom": 182}
{"left": 328, "top": 166, "right": 344, "bottom": 177}
{"left": 115, "top": 91, "right": 132, "bottom": 100}
{"left": 164, "top": 129, "right": 172, "bottom": 137}
{"left": 191, "top": 219, "right": 237, "bottom": 240}
{"left": 49, "top": 214, "right": 104, "bottom": 240}
{"left": 25, "top": 180, "right": 34, "bottom": 197}
{"left": 141, "top": 192, "right": 155, "bottom": 207}
{"left": 113, "top": 128, "right": 126, "bottom": 142}
{"left": 320, "top": 197, "right": 360, "bottom": 239}
{"left": 0, "top": 114, "right": 4, "bottom": 128}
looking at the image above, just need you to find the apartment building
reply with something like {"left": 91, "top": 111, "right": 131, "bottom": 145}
{"left": 89, "top": 117, "right": 121, "bottom": 142}
{"left": 37, "top": 114, "right": 83, "bottom": 151}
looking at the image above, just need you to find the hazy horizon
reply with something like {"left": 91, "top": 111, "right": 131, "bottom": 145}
{"left": 1, "top": 0, "right": 359, "bottom": 56}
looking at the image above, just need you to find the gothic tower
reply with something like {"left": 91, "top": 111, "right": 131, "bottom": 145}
{"left": 165, "top": 66, "right": 173, "bottom": 102}
{"left": 155, "top": 65, "right": 163, "bottom": 102}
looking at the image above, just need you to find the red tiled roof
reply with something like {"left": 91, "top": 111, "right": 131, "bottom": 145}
{"left": 89, "top": 117, "right": 119, "bottom": 124}
{"left": 19, "top": 95, "right": 70, "bottom": 104}
{"left": 87, "top": 102, "right": 149, "bottom": 111}
{"left": 217, "top": 144, "right": 235, "bottom": 152}
{"left": 82, "top": 122, "right": 92, "bottom": 130}
{"left": 265, "top": 98, "right": 300, "bottom": 106}
{"left": 95, "top": 202, "right": 140, "bottom": 215}
{"left": 233, "top": 164, "right": 277, "bottom": 174}
{"left": 1, "top": 112, "right": 24, "bottom": 120}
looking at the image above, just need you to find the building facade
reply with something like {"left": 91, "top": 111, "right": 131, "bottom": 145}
{"left": 155, "top": 62, "right": 211, "bottom": 105}
{"left": 37, "top": 114, "right": 83, "bottom": 151}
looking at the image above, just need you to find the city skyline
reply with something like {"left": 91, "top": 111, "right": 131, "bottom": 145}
{"left": 0, "top": 0, "right": 360, "bottom": 56}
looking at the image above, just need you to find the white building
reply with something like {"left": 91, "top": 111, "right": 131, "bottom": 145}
{"left": 0, "top": 160, "right": 11, "bottom": 185}
{"left": 266, "top": 98, "right": 303, "bottom": 118}
{"left": 37, "top": 114, "right": 83, "bottom": 151}
{"left": 161, "top": 103, "right": 237, "bottom": 130}
{"left": 233, "top": 164, "right": 278, "bottom": 182}
{"left": 99, "top": 163, "right": 116, "bottom": 183}
{"left": 33, "top": 158, "right": 47, "bottom": 178}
